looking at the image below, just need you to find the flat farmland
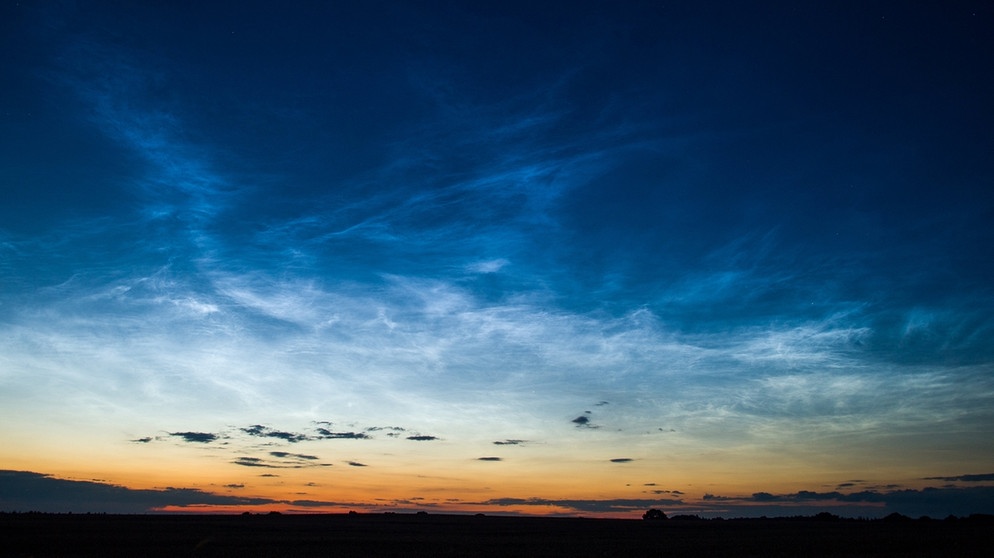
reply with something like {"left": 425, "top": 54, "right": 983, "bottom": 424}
{"left": 1, "top": 513, "right": 990, "bottom": 557}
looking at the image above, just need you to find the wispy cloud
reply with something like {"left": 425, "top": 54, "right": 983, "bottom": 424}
{"left": 493, "top": 439, "right": 528, "bottom": 446}
{"left": 315, "top": 430, "right": 371, "bottom": 440}
{"left": 923, "top": 474, "right": 994, "bottom": 483}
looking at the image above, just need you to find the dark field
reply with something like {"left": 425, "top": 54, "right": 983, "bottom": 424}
{"left": 1, "top": 513, "right": 991, "bottom": 557}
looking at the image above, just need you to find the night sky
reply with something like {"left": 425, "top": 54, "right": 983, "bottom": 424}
{"left": 2, "top": 1, "right": 993, "bottom": 518}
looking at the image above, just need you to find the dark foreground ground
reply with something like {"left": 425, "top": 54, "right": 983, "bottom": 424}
{"left": 1, "top": 513, "right": 991, "bottom": 557}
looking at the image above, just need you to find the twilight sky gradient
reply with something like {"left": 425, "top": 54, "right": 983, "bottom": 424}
{"left": 2, "top": 1, "right": 993, "bottom": 518}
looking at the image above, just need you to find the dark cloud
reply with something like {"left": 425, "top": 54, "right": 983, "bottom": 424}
{"left": 224, "top": 483, "right": 244, "bottom": 489}
{"left": 316, "top": 428, "right": 371, "bottom": 440}
{"left": 242, "top": 425, "right": 309, "bottom": 443}
{"left": 234, "top": 454, "right": 331, "bottom": 469}
{"left": 270, "top": 451, "right": 319, "bottom": 460}
{"left": 232, "top": 457, "right": 284, "bottom": 468}
{"left": 702, "top": 486, "right": 994, "bottom": 518}
{"left": 406, "top": 435, "right": 438, "bottom": 441}
{"left": 0, "top": 470, "right": 276, "bottom": 513}
{"left": 366, "top": 426, "right": 406, "bottom": 432}
{"left": 288, "top": 499, "right": 360, "bottom": 508}
{"left": 610, "top": 458, "right": 634, "bottom": 463}
{"left": 347, "top": 461, "right": 367, "bottom": 467}
{"left": 924, "top": 473, "right": 994, "bottom": 482}
{"left": 571, "top": 416, "right": 590, "bottom": 426}
{"left": 595, "top": 401, "right": 610, "bottom": 406}
{"left": 480, "top": 497, "right": 683, "bottom": 513}
{"left": 493, "top": 439, "right": 527, "bottom": 445}
{"left": 131, "top": 437, "right": 153, "bottom": 443}
{"left": 169, "top": 431, "right": 217, "bottom": 443}
{"left": 478, "top": 457, "right": 502, "bottom": 461}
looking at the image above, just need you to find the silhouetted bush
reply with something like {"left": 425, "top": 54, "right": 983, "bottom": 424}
{"left": 642, "top": 509, "right": 667, "bottom": 521}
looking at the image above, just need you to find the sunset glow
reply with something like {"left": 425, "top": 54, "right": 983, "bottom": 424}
{"left": 2, "top": 1, "right": 993, "bottom": 519}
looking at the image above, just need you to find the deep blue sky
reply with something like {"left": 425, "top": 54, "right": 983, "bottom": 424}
{"left": 2, "top": 1, "right": 993, "bottom": 517}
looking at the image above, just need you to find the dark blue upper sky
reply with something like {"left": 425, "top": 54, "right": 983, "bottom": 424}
{"left": 2, "top": 1, "right": 993, "bottom": 517}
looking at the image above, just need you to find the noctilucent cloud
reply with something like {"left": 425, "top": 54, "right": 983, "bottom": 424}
{"left": 2, "top": 1, "right": 993, "bottom": 518}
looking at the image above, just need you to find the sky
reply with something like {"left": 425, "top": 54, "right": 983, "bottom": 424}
{"left": 1, "top": 1, "right": 993, "bottom": 519}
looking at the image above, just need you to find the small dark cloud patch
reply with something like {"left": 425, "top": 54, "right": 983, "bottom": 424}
{"left": 493, "top": 439, "right": 527, "bottom": 446}
{"left": 224, "top": 483, "right": 244, "bottom": 489}
{"left": 170, "top": 432, "right": 217, "bottom": 443}
{"left": 242, "top": 425, "right": 309, "bottom": 443}
{"left": 595, "top": 401, "right": 610, "bottom": 406}
{"left": 270, "top": 451, "right": 318, "bottom": 460}
{"left": 924, "top": 473, "right": 994, "bottom": 482}
{"left": 837, "top": 482, "right": 856, "bottom": 488}
{"left": 366, "top": 426, "right": 405, "bottom": 432}
{"left": 644, "top": 483, "right": 657, "bottom": 486}
{"left": 478, "top": 457, "right": 502, "bottom": 461}
{"left": 610, "top": 458, "right": 634, "bottom": 463}
{"left": 259, "top": 474, "right": 278, "bottom": 477}
{"left": 316, "top": 429, "right": 371, "bottom": 440}
{"left": 132, "top": 437, "right": 153, "bottom": 443}
{"left": 407, "top": 435, "right": 438, "bottom": 441}
{"left": 347, "top": 461, "right": 367, "bottom": 467}
{"left": 571, "top": 416, "right": 598, "bottom": 428}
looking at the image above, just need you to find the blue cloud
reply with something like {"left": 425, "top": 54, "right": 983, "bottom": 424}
{"left": 2, "top": 1, "right": 992, "bottom": 520}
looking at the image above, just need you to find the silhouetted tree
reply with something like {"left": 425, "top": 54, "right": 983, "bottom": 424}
{"left": 642, "top": 509, "right": 667, "bottom": 520}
